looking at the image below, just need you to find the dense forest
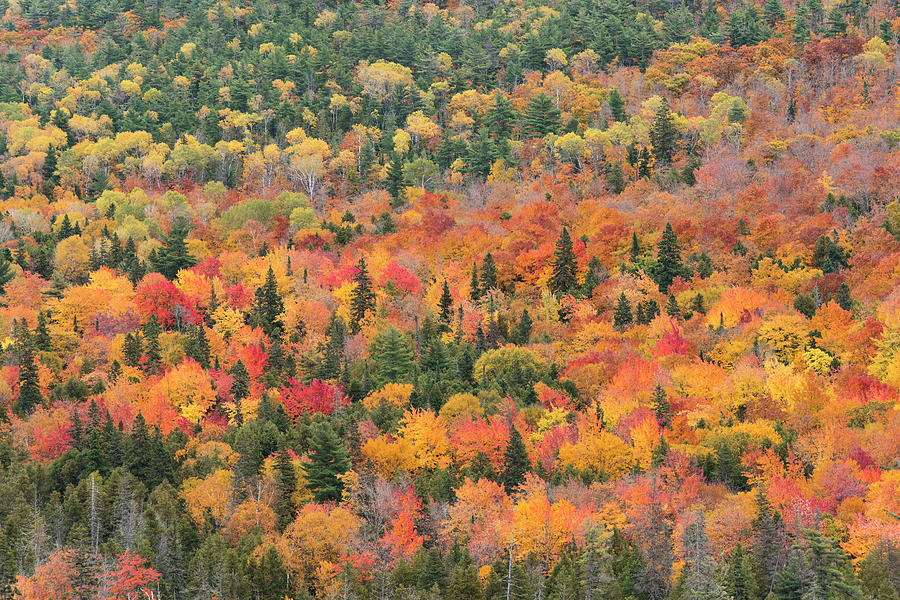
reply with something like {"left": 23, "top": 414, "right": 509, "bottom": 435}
{"left": 0, "top": 0, "right": 898, "bottom": 598}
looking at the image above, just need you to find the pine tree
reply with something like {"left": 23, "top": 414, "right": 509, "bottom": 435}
{"left": 487, "top": 91, "right": 516, "bottom": 139}
{"left": 681, "top": 512, "right": 729, "bottom": 600}
{"left": 649, "top": 97, "right": 677, "bottom": 165}
{"left": 33, "top": 310, "right": 51, "bottom": 351}
{"left": 606, "top": 161, "right": 626, "bottom": 193}
{"left": 825, "top": 6, "right": 847, "bottom": 36}
{"left": 153, "top": 217, "right": 196, "bottom": 279}
{"left": 387, "top": 154, "right": 405, "bottom": 203}
{"left": 651, "top": 384, "right": 671, "bottom": 428}
{"left": 547, "top": 550, "right": 582, "bottom": 600}
{"left": 549, "top": 227, "right": 578, "bottom": 296}
{"left": 469, "top": 263, "right": 481, "bottom": 301}
{"left": 438, "top": 280, "right": 453, "bottom": 332}
{"left": 0, "top": 254, "right": 13, "bottom": 296}
{"left": 304, "top": 421, "right": 350, "bottom": 502}
{"left": 723, "top": 544, "right": 759, "bottom": 600}
{"left": 480, "top": 253, "right": 498, "bottom": 292}
{"left": 349, "top": 257, "right": 376, "bottom": 333}
{"left": 249, "top": 266, "right": 285, "bottom": 337}
{"left": 609, "top": 88, "right": 626, "bottom": 122}
{"left": 230, "top": 359, "right": 250, "bottom": 401}
{"left": 836, "top": 282, "right": 853, "bottom": 311}
{"left": 142, "top": 316, "right": 162, "bottom": 374}
{"left": 523, "top": 93, "right": 561, "bottom": 137}
{"left": 14, "top": 327, "right": 42, "bottom": 416}
{"left": 122, "top": 332, "right": 142, "bottom": 367}
{"left": 466, "top": 127, "right": 498, "bottom": 179}
{"left": 665, "top": 294, "right": 680, "bottom": 318}
{"left": 185, "top": 324, "right": 211, "bottom": 369}
{"left": 41, "top": 144, "right": 57, "bottom": 192}
{"left": 614, "top": 293, "right": 633, "bottom": 330}
{"left": 762, "top": 0, "right": 785, "bottom": 26}
{"left": 501, "top": 427, "right": 529, "bottom": 494}
{"left": 752, "top": 488, "right": 785, "bottom": 592}
{"left": 274, "top": 448, "right": 298, "bottom": 531}
{"left": 516, "top": 308, "right": 533, "bottom": 345}
{"left": 655, "top": 223, "right": 683, "bottom": 293}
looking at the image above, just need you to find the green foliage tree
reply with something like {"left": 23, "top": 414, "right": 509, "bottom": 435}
{"left": 303, "top": 421, "right": 350, "bottom": 502}
{"left": 549, "top": 227, "right": 578, "bottom": 296}
{"left": 350, "top": 258, "right": 376, "bottom": 333}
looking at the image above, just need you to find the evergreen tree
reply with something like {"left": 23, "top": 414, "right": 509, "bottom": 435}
{"left": 582, "top": 255, "right": 604, "bottom": 296}
{"left": 122, "top": 332, "right": 142, "bottom": 367}
{"left": 0, "top": 254, "right": 13, "bottom": 296}
{"left": 613, "top": 292, "right": 633, "bottom": 330}
{"left": 609, "top": 88, "right": 626, "bottom": 122}
{"left": 14, "top": 328, "right": 42, "bottom": 416}
{"left": 651, "top": 384, "right": 671, "bottom": 428}
{"left": 681, "top": 512, "right": 729, "bottom": 600}
{"left": 33, "top": 310, "right": 51, "bottom": 351}
{"left": 836, "top": 282, "right": 853, "bottom": 311}
{"left": 349, "top": 258, "right": 376, "bottom": 333}
{"left": 762, "top": 0, "right": 785, "bottom": 26}
{"left": 41, "top": 144, "right": 57, "bottom": 192}
{"left": 549, "top": 227, "right": 578, "bottom": 296}
{"left": 153, "top": 217, "right": 196, "bottom": 279}
{"left": 274, "top": 449, "right": 298, "bottom": 531}
{"left": 752, "top": 488, "right": 785, "bottom": 592}
{"left": 655, "top": 223, "right": 683, "bottom": 293}
{"left": 665, "top": 294, "right": 680, "bottom": 318}
{"left": 387, "top": 154, "right": 405, "bottom": 203}
{"left": 142, "top": 315, "right": 162, "bottom": 374}
{"left": 466, "top": 127, "right": 498, "bottom": 179}
{"left": 649, "top": 97, "right": 677, "bottom": 165}
{"left": 523, "top": 93, "right": 561, "bottom": 137}
{"left": 249, "top": 266, "right": 285, "bottom": 337}
{"left": 303, "top": 421, "right": 350, "bottom": 502}
{"left": 501, "top": 427, "right": 529, "bottom": 494}
{"left": 487, "top": 91, "right": 516, "bottom": 139}
{"left": 438, "top": 280, "right": 453, "bottom": 332}
{"left": 606, "top": 161, "right": 626, "bottom": 193}
{"left": 825, "top": 6, "right": 847, "bottom": 36}
{"left": 480, "top": 253, "right": 498, "bottom": 292}
{"left": 723, "top": 544, "right": 759, "bottom": 600}
{"left": 230, "top": 360, "right": 250, "bottom": 401}
{"left": 184, "top": 324, "right": 210, "bottom": 369}
{"left": 469, "top": 263, "right": 481, "bottom": 301}
{"left": 516, "top": 308, "right": 533, "bottom": 345}
{"left": 547, "top": 550, "right": 582, "bottom": 600}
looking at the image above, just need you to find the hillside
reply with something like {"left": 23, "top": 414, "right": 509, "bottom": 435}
{"left": 0, "top": 0, "right": 898, "bottom": 599}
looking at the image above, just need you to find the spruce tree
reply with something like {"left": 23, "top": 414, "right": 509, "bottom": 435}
{"left": 549, "top": 227, "right": 578, "bottom": 296}
{"left": 142, "top": 316, "right": 162, "bottom": 374}
{"left": 501, "top": 427, "right": 529, "bottom": 494}
{"left": 230, "top": 359, "right": 250, "bottom": 401}
{"left": 480, "top": 253, "right": 498, "bottom": 292}
{"left": 185, "top": 324, "right": 211, "bottom": 369}
{"left": 651, "top": 384, "right": 671, "bottom": 428}
{"left": 0, "top": 254, "right": 13, "bottom": 296}
{"left": 469, "top": 262, "right": 481, "bottom": 301}
{"left": 274, "top": 448, "right": 298, "bottom": 531}
{"left": 304, "top": 421, "right": 350, "bottom": 502}
{"left": 609, "top": 88, "right": 626, "bottom": 122}
{"left": 14, "top": 329, "right": 42, "bottom": 416}
{"left": 153, "top": 217, "right": 196, "bottom": 279}
{"left": 523, "top": 93, "right": 561, "bottom": 137}
{"left": 665, "top": 294, "right": 680, "bottom": 318}
{"left": 516, "top": 308, "right": 533, "bottom": 345}
{"left": 614, "top": 293, "right": 633, "bottom": 330}
{"left": 649, "top": 97, "right": 677, "bottom": 165}
{"left": 249, "top": 266, "right": 284, "bottom": 337}
{"left": 438, "top": 280, "right": 453, "bottom": 332}
{"left": 655, "top": 223, "right": 683, "bottom": 293}
{"left": 33, "top": 311, "right": 51, "bottom": 351}
{"left": 349, "top": 257, "right": 376, "bottom": 333}
{"left": 387, "top": 154, "right": 405, "bottom": 203}
{"left": 122, "top": 332, "right": 142, "bottom": 367}
{"left": 723, "top": 544, "right": 759, "bottom": 600}
{"left": 487, "top": 91, "right": 515, "bottom": 139}
{"left": 681, "top": 512, "right": 729, "bottom": 600}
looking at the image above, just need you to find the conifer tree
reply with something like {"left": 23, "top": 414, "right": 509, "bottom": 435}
{"left": 665, "top": 294, "right": 680, "bottom": 318}
{"left": 487, "top": 91, "right": 515, "bottom": 139}
{"left": 655, "top": 223, "right": 683, "bottom": 293}
{"left": 142, "top": 316, "right": 162, "bottom": 374}
{"left": 249, "top": 266, "right": 285, "bottom": 336}
{"left": 0, "top": 254, "right": 13, "bottom": 296}
{"left": 350, "top": 257, "right": 376, "bottom": 333}
{"left": 230, "top": 359, "right": 250, "bottom": 401}
{"left": 33, "top": 311, "right": 51, "bottom": 351}
{"left": 723, "top": 544, "right": 759, "bottom": 600}
{"left": 14, "top": 328, "right": 42, "bottom": 416}
{"left": 153, "top": 217, "right": 196, "bottom": 279}
{"left": 185, "top": 324, "right": 211, "bottom": 369}
{"left": 304, "top": 421, "right": 350, "bottom": 502}
{"left": 387, "top": 154, "right": 405, "bottom": 202}
{"left": 480, "top": 253, "right": 498, "bottom": 292}
{"left": 438, "top": 280, "right": 453, "bottom": 332}
{"left": 609, "top": 89, "right": 626, "bottom": 122}
{"left": 469, "top": 263, "right": 481, "bottom": 301}
{"left": 523, "top": 93, "right": 561, "bottom": 137}
{"left": 274, "top": 449, "right": 298, "bottom": 531}
{"left": 516, "top": 308, "right": 533, "bottom": 345}
{"left": 614, "top": 293, "right": 633, "bottom": 330}
{"left": 549, "top": 227, "right": 578, "bottom": 296}
{"left": 649, "top": 97, "right": 677, "bottom": 165}
{"left": 501, "top": 427, "right": 529, "bottom": 494}
{"left": 122, "top": 332, "right": 142, "bottom": 367}
{"left": 651, "top": 384, "right": 671, "bottom": 428}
